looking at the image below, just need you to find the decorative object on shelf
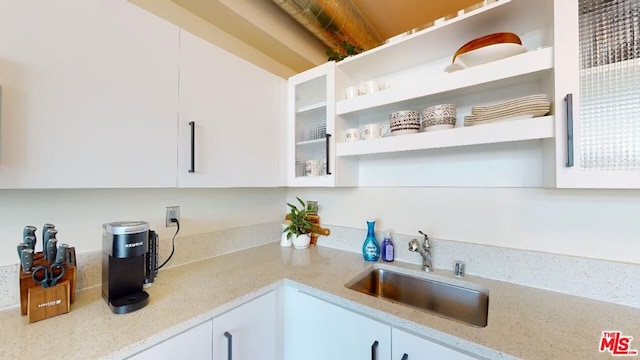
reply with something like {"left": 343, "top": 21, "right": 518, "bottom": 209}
{"left": 464, "top": 94, "right": 551, "bottom": 126}
{"left": 422, "top": 104, "right": 457, "bottom": 131}
{"left": 345, "top": 128, "right": 362, "bottom": 142}
{"left": 390, "top": 110, "right": 421, "bottom": 136}
{"left": 362, "top": 123, "right": 390, "bottom": 140}
{"left": 445, "top": 32, "right": 527, "bottom": 73}
{"left": 327, "top": 41, "right": 365, "bottom": 62}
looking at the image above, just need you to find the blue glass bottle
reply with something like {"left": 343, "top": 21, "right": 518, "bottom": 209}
{"left": 362, "top": 220, "right": 380, "bottom": 261}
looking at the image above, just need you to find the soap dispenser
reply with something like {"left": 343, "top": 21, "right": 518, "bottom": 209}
{"left": 362, "top": 219, "right": 380, "bottom": 261}
{"left": 381, "top": 232, "right": 394, "bottom": 262}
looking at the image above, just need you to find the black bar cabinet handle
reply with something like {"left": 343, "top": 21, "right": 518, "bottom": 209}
{"left": 325, "top": 133, "right": 332, "bottom": 175}
{"left": 224, "top": 331, "right": 232, "bottom": 360}
{"left": 371, "top": 340, "right": 379, "bottom": 360}
{"left": 401, "top": 354, "right": 408, "bottom": 360}
{"left": 188, "top": 121, "right": 195, "bottom": 173}
{"left": 564, "top": 94, "right": 574, "bottom": 167}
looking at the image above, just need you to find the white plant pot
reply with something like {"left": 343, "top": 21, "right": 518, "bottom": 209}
{"left": 291, "top": 233, "right": 311, "bottom": 249}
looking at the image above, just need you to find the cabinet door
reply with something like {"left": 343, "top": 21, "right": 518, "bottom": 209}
{"left": 212, "top": 291, "right": 277, "bottom": 360}
{"left": 128, "top": 320, "right": 213, "bottom": 360}
{"left": 178, "top": 30, "right": 285, "bottom": 187}
{"left": 286, "top": 290, "right": 391, "bottom": 360}
{"left": 0, "top": 0, "right": 179, "bottom": 188}
{"left": 552, "top": 0, "right": 640, "bottom": 188}
{"left": 286, "top": 62, "right": 358, "bottom": 187}
{"left": 392, "top": 328, "right": 477, "bottom": 360}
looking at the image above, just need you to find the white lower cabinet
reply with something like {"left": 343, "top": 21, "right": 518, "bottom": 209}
{"left": 392, "top": 328, "right": 476, "bottom": 360}
{"left": 212, "top": 291, "right": 277, "bottom": 360}
{"left": 128, "top": 320, "right": 213, "bottom": 360}
{"left": 286, "top": 290, "right": 391, "bottom": 360}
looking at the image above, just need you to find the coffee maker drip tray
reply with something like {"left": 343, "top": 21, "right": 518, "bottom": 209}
{"left": 109, "top": 291, "right": 149, "bottom": 314}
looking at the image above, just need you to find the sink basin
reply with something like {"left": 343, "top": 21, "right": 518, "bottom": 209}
{"left": 345, "top": 268, "right": 489, "bottom": 327}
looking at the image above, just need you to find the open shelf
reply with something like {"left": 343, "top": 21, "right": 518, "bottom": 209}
{"left": 336, "top": 116, "right": 554, "bottom": 157}
{"left": 336, "top": 0, "right": 550, "bottom": 82}
{"left": 337, "top": 47, "right": 553, "bottom": 116}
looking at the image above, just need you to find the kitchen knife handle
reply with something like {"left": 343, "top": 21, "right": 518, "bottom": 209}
{"left": 47, "top": 239, "right": 58, "bottom": 265}
{"left": 55, "top": 244, "right": 68, "bottom": 265}
{"left": 21, "top": 249, "right": 34, "bottom": 273}
{"left": 371, "top": 340, "right": 379, "bottom": 360}
{"left": 564, "top": 93, "right": 574, "bottom": 168}
{"left": 189, "top": 121, "right": 195, "bottom": 173}
{"left": 23, "top": 226, "right": 37, "bottom": 249}
{"left": 325, "top": 133, "right": 332, "bottom": 175}
{"left": 401, "top": 354, "right": 408, "bottom": 360}
{"left": 224, "top": 331, "right": 232, "bottom": 360}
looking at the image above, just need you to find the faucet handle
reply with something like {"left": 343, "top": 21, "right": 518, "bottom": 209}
{"left": 418, "top": 230, "right": 430, "bottom": 248}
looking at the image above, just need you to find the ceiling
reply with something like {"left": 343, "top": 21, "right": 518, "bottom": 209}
{"left": 141, "top": 0, "right": 484, "bottom": 77}
{"left": 351, "top": 0, "right": 482, "bottom": 40}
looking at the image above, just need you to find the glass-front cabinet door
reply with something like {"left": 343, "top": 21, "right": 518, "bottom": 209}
{"left": 552, "top": 0, "right": 640, "bottom": 188}
{"left": 286, "top": 62, "right": 357, "bottom": 187}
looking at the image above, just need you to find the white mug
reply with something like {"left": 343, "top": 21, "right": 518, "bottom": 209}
{"left": 345, "top": 128, "right": 361, "bottom": 142}
{"left": 345, "top": 86, "right": 360, "bottom": 99}
{"left": 361, "top": 80, "right": 380, "bottom": 94}
{"left": 362, "top": 123, "right": 390, "bottom": 140}
{"left": 305, "top": 160, "right": 324, "bottom": 176}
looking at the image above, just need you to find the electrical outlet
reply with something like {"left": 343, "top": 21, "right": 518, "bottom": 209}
{"left": 165, "top": 206, "right": 180, "bottom": 227}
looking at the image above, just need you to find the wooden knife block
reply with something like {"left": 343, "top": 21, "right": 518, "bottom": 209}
{"left": 19, "top": 252, "right": 76, "bottom": 317}
{"left": 27, "top": 280, "right": 70, "bottom": 323}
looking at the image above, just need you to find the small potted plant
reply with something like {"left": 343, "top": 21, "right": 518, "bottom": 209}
{"left": 284, "top": 197, "right": 313, "bottom": 249}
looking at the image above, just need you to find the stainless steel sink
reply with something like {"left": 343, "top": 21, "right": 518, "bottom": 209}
{"left": 345, "top": 268, "right": 489, "bottom": 327}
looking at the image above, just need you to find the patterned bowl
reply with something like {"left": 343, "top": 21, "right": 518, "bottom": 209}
{"left": 390, "top": 110, "right": 420, "bottom": 123}
{"left": 422, "top": 104, "right": 456, "bottom": 131}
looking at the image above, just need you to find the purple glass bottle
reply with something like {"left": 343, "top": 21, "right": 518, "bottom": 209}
{"left": 381, "top": 232, "right": 394, "bottom": 262}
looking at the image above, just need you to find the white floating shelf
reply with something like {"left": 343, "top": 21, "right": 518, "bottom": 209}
{"left": 337, "top": 47, "right": 553, "bottom": 116}
{"left": 296, "top": 101, "right": 326, "bottom": 114}
{"left": 296, "top": 138, "right": 326, "bottom": 146}
{"left": 336, "top": 116, "right": 555, "bottom": 157}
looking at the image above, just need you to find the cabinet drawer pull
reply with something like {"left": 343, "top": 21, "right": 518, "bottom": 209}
{"left": 564, "top": 94, "right": 574, "bottom": 168}
{"left": 325, "top": 133, "right": 332, "bottom": 175}
{"left": 224, "top": 331, "right": 232, "bottom": 360}
{"left": 401, "top": 354, "right": 408, "bottom": 360}
{"left": 371, "top": 340, "right": 379, "bottom": 360}
{"left": 188, "top": 121, "right": 196, "bottom": 173}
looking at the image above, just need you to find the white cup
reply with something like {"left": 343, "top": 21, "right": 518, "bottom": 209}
{"left": 345, "top": 86, "right": 360, "bottom": 99}
{"left": 305, "top": 160, "right": 324, "bottom": 176}
{"left": 362, "top": 123, "right": 390, "bottom": 140}
{"left": 361, "top": 80, "right": 380, "bottom": 94}
{"left": 345, "top": 128, "right": 361, "bottom": 142}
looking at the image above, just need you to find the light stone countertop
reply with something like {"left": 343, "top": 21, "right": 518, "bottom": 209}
{"left": 1, "top": 243, "right": 639, "bottom": 360}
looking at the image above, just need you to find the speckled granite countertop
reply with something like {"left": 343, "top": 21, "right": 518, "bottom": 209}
{"left": 1, "top": 243, "right": 638, "bottom": 360}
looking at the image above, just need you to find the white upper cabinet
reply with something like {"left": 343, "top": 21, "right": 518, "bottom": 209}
{"left": 550, "top": 0, "right": 640, "bottom": 188}
{"left": 0, "top": 0, "right": 179, "bottom": 188}
{"left": 286, "top": 62, "right": 358, "bottom": 187}
{"left": 177, "top": 30, "right": 285, "bottom": 188}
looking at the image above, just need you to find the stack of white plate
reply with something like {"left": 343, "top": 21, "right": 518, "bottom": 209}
{"left": 464, "top": 94, "right": 551, "bottom": 126}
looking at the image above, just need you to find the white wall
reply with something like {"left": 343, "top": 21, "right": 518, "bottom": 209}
{"left": 286, "top": 187, "right": 640, "bottom": 264}
{"left": 1, "top": 188, "right": 285, "bottom": 266}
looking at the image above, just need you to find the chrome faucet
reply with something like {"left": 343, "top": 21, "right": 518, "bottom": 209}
{"left": 408, "top": 230, "right": 432, "bottom": 272}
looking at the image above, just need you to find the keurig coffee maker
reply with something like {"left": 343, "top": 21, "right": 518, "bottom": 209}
{"left": 102, "top": 221, "right": 157, "bottom": 314}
